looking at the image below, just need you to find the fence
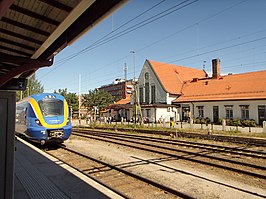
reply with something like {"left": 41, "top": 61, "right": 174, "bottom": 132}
{"left": 72, "top": 119, "right": 266, "bottom": 133}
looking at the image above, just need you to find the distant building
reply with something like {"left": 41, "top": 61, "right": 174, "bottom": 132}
{"left": 99, "top": 79, "right": 133, "bottom": 101}
{"left": 108, "top": 95, "right": 131, "bottom": 121}
{"left": 99, "top": 79, "right": 133, "bottom": 121}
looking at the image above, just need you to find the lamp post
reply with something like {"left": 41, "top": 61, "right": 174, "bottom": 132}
{"left": 130, "top": 51, "right": 135, "bottom": 81}
{"left": 130, "top": 51, "right": 136, "bottom": 124}
{"left": 78, "top": 74, "right": 81, "bottom": 124}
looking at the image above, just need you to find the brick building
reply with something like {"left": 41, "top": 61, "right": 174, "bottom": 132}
{"left": 99, "top": 79, "right": 133, "bottom": 101}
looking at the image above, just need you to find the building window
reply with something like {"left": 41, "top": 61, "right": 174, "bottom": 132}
{"left": 240, "top": 105, "right": 249, "bottom": 120}
{"left": 139, "top": 87, "right": 143, "bottom": 104}
{"left": 258, "top": 105, "right": 266, "bottom": 125}
{"left": 145, "top": 72, "right": 149, "bottom": 80}
{"left": 151, "top": 85, "right": 155, "bottom": 104}
{"left": 145, "top": 82, "right": 149, "bottom": 104}
{"left": 197, "top": 106, "right": 204, "bottom": 118}
{"left": 146, "top": 109, "right": 150, "bottom": 117}
{"left": 225, "top": 105, "right": 233, "bottom": 119}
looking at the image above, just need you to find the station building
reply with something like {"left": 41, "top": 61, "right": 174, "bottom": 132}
{"left": 112, "top": 59, "right": 266, "bottom": 125}
{"left": 173, "top": 59, "right": 266, "bottom": 125}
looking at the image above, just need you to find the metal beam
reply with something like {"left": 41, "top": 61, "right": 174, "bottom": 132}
{"left": 32, "top": 0, "right": 96, "bottom": 59}
{"left": 0, "top": 63, "right": 18, "bottom": 70}
{"left": 0, "top": 0, "right": 14, "bottom": 18}
{"left": 0, "top": 38, "right": 36, "bottom": 51}
{"left": 10, "top": 4, "right": 60, "bottom": 26}
{"left": 37, "top": 0, "right": 128, "bottom": 60}
{"left": 0, "top": 53, "right": 52, "bottom": 65}
{"left": 0, "top": 28, "right": 43, "bottom": 45}
{"left": 1, "top": 17, "right": 50, "bottom": 36}
{"left": 0, "top": 45, "right": 31, "bottom": 57}
{"left": 39, "top": 0, "right": 72, "bottom": 12}
{"left": 0, "top": 57, "right": 53, "bottom": 87}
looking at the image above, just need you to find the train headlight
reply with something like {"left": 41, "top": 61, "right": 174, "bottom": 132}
{"left": 66, "top": 118, "right": 70, "bottom": 125}
{"left": 35, "top": 119, "right": 43, "bottom": 126}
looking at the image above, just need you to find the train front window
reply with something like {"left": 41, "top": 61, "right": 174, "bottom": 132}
{"left": 38, "top": 100, "right": 63, "bottom": 116}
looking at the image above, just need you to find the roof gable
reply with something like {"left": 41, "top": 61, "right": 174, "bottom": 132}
{"left": 147, "top": 60, "right": 207, "bottom": 95}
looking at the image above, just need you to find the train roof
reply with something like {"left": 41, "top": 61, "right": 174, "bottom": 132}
{"left": 17, "top": 93, "right": 64, "bottom": 104}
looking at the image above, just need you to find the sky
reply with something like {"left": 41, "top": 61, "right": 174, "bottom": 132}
{"left": 36, "top": 0, "right": 266, "bottom": 94}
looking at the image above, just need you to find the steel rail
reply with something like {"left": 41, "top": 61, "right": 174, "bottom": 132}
{"left": 57, "top": 144, "right": 195, "bottom": 199}
{"left": 72, "top": 131, "right": 266, "bottom": 179}
{"left": 74, "top": 126, "right": 266, "bottom": 146}
{"left": 80, "top": 129, "right": 266, "bottom": 158}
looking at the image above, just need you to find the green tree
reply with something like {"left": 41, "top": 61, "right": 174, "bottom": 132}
{"left": 82, "top": 89, "right": 115, "bottom": 116}
{"left": 16, "top": 74, "right": 44, "bottom": 101}
{"left": 54, "top": 88, "right": 79, "bottom": 116}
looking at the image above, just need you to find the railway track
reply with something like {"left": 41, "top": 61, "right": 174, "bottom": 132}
{"left": 18, "top": 127, "right": 264, "bottom": 198}
{"left": 75, "top": 126, "right": 266, "bottom": 146}
{"left": 74, "top": 128, "right": 266, "bottom": 159}
{"left": 46, "top": 144, "right": 191, "bottom": 199}
{"left": 71, "top": 129, "right": 266, "bottom": 190}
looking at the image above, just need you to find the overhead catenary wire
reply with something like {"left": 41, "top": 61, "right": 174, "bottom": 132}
{"left": 38, "top": 0, "right": 199, "bottom": 80}
{"left": 38, "top": 0, "right": 247, "bottom": 81}
{"left": 83, "top": 36, "right": 266, "bottom": 87}
{"left": 45, "top": 51, "right": 266, "bottom": 94}
{"left": 40, "top": 0, "right": 252, "bottom": 86}
{"left": 43, "top": 32, "right": 266, "bottom": 92}
{"left": 37, "top": 0, "right": 168, "bottom": 80}
{"left": 39, "top": 0, "right": 266, "bottom": 93}
{"left": 137, "top": 0, "right": 249, "bottom": 54}
{"left": 53, "top": 0, "right": 168, "bottom": 66}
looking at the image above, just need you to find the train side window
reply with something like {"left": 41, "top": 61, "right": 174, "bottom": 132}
{"left": 24, "top": 108, "right": 27, "bottom": 118}
{"left": 28, "top": 105, "right": 36, "bottom": 117}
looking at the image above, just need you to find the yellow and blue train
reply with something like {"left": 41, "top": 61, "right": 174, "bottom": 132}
{"left": 16, "top": 93, "right": 72, "bottom": 145}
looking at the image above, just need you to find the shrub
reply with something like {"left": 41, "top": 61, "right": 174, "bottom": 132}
{"left": 193, "top": 117, "right": 210, "bottom": 124}
{"left": 222, "top": 118, "right": 257, "bottom": 127}
{"left": 230, "top": 119, "right": 241, "bottom": 126}
{"left": 241, "top": 119, "right": 256, "bottom": 127}
{"left": 217, "top": 118, "right": 224, "bottom": 125}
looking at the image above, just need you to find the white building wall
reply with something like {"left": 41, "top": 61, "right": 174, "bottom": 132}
{"left": 167, "top": 93, "right": 176, "bottom": 105}
{"left": 138, "top": 61, "right": 170, "bottom": 104}
{"left": 154, "top": 107, "right": 176, "bottom": 122}
{"left": 136, "top": 61, "right": 180, "bottom": 123}
{"left": 185, "top": 100, "right": 266, "bottom": 123}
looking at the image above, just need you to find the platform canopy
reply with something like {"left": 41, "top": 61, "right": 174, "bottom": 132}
{"left": 0, "top": 0, "right": 127, "bottom": 90}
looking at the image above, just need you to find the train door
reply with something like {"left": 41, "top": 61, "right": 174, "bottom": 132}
{"left": 258, "top": 105, "right": 266, "bottom": 125}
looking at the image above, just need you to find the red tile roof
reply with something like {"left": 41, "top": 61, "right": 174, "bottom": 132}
{"left": 174, "top": 70, "right": 266, "bottom": 103}
{"left": 115, "top": 94, "right": 131, "bottom": 104}
{"left": 109, "top": 94, "right": 131, "bottom": 108}
{"left": 148, "top": 60, "right": 207, "bottom": 95}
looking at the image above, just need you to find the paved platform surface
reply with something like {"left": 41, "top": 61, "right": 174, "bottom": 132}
{"left": 14, "top": 138, "right": 123, "bottom": 199}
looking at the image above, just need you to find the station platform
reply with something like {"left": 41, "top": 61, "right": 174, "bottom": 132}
{"left": 14, "top": 138, "right": 123, "bottom": 199}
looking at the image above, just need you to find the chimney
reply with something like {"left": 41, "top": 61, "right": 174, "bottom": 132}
{"left": 212, "top": 58, "right": 220, "bottom": 79}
